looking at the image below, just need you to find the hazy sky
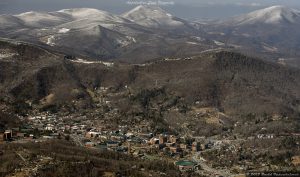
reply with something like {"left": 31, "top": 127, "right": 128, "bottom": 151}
{"left": 1, "top": 0, "right": 300, "bottom": 20}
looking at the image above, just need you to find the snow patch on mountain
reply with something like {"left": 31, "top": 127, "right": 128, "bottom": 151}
{"left": 57, "top": 8, "right": 126, "bottom": 23}
{"left": 191, "top": 36, "right": 205, "bottom": 42}
{"left": 214, "top": 40, "right": 225, "bottom": 46}
{"left": 15, "top": 11, "right": 69, "bottom": 27}
{"left": 116, "top": 36, "right": 137, "bottom": 47}
{"left": 232, "top": 6, "right": 300, "bottom": 25}
{"left": 186, "top": 41, "right": 198, "bottom": 45}
{"left": 58, "top": 28, "right": 70, "bottom": 33}
{"left": 72, "top": 59, "right": 114, "bottom": 67}
{"left": 122, "top": 5, "right": 184, "bottom": 28}
{"left": 262, "top": 42, "right": 278, "bottom": 52}
{"left": 0, "top": 52, "right": 17, "bottom": 59}
{"left": 47, "top": 36, "right": 56, "bottom": 46}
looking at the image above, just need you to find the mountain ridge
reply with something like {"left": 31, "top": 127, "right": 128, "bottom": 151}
{"left": 1, "top": 5, "right": 300, "bottom": 66}
{"left": 229, "top": 5, "right": 300, "bottom": 25}
{"left": 0, "top": 6, "right": 211, "bottom": 63}
{"left": 202, "top": 5, "right": 300, "bottom": 68}
{"left": 122, "top": 5, "right": 186, "bottom": 28}
{"left": 0, "top": 39, "right": 299, "bottom": 117}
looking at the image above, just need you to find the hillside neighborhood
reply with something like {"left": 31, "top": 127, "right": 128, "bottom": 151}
{"left": 1, "top": 106, "right": 300, "bottom": 177}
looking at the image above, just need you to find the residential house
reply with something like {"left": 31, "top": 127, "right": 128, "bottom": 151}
{"left": 180, "top": 144, "right": 188, "bottom": 150}
{"left": 166, "top": 142, "right": 175, "bottom": 147}
{"left": 149, "top": 138, "right": 159, "bottom": 145}
{"left": 45, "top": 124, "right": 54, "bottom": 131}
{"left": 86, "top": 131, "right": 100, "bottom": 139}
{"left": 170, "top": 146, "right": 181, "bottom": 153}
{"left": 4, "top": 130, "right": 12, "bottom": 140}
{"left": 159, "top": 135, "right": 167, "bottom": 144}
{"left": 192, "top": 142, "right": 201, "bottom": 152}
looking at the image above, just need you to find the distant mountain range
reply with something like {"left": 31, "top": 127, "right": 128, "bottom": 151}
{"left": 0, "top": 5, "right": 210, "bottom": 63}
{"left": 202, "top": 5, "right": 300, "bottom": 68}
{"left": 227, "top": 6, "right": 300, "bottom": 25}
{"left": 1, "top": 5, "right": 300, "bottom": 66}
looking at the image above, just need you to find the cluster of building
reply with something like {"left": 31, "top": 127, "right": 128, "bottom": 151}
{"left": 0, "top": 110, "right": 219, "bottom": 172}
{"left": 0, "top": 112, "right": 90, "bottom": 143}
{"left": 26, "top": 112, "right": 91, "bottom": 137}
{"left": 83, "top": 127, "right": 214, "bottom": 159}
{"left": 148, "top": 134, "right": 208, "bottom": 154}
{"left": 1, "top": 111, "right": 216, "bottom": 155}
{"left": 82, "top": 130, "right": 219, "bottom": 171}
{"left": 0, "top": 128, "right": 35, "bottom": 142}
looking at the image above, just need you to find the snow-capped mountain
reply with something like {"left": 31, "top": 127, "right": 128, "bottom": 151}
{"left": 228, "top": 5, "right": 300, "bottom": 25}
{"left": 201, "top": 5, "right": 300, "bottom": 67}
{"left": 0, "top": 8, "right": 131, "bottom": 30}
{"left": 52, "top": 8, "right": 141, "bottom": 36}
{"left": 15, "top": 11, "right": 71, "bottom": 28}
{"left": 122, "top": 5, "right": 189, "bottom": 29}
{"left": 2, "top": 5, "right": 300, "bottom": 66}
{"left": 57, "top": 8, "right": 128, "bottom": 23}
{"left": 0, "top": 6, "right": 211, "bottom": 62}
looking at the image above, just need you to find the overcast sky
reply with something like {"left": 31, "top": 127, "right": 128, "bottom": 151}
{"left": 1, "top": 0, "right": 300, "bottom": 20}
